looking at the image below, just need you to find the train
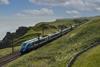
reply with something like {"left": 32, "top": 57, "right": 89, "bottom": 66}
{"left": 20, "top": 25, "right": 76, "bottom": 54}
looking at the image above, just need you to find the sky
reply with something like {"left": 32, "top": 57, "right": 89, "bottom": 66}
{"left": 0, "top": 0, "right": 100, "bottom": 40}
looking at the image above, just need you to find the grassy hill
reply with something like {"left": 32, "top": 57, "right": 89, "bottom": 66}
{"left": 0, "top": 18, "right": 88, "bottom": 58}
{"left": 5, "top": 17, "right": 100, "bottom": 67}
{"left": 72, "top": 44, "right": 100, "bottom": 67}
{"left": 0, "top": 46, "right": 20, "bottom": 58}
{"left": 10, "top": 18, "right": 89, "bottom": 46}
{"left": 10, "top": 18, "right": 82, "bottom": 47}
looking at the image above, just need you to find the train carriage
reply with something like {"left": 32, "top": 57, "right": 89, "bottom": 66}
{"left": 20, "top": 26, "right": 74, "bottom": 54}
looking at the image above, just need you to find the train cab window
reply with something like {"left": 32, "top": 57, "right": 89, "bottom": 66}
{"left": 27, "top": 43, "right": 32, "bottom": 48}
{"left": 21, "top": 43, "right": 27, "bottom": 48}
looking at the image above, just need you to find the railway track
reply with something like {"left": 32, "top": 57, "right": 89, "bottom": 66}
{"left": 0, "top": 51, "right": 21, "bottom": 67}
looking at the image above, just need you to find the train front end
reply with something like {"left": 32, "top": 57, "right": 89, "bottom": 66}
{"left": 20, "top": 42, "right": 29, "bottom": 54}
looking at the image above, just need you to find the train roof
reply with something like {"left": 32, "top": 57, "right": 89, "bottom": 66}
{"left": 23, "top": 37, "right": 43, "bottom": 43}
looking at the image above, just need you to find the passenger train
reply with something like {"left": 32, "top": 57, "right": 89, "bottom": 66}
{"left": 20, "top": 25, "right": 76, "bottom": 54}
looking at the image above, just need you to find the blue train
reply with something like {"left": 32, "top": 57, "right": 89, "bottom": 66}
{"left": 20, "top": 26, "right": 75, "bottom": 54}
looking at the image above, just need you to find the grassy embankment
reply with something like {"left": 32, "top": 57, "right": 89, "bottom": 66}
{"left": 0, "top": 19, "right": 77, "bottom": 58}
{"left": 5, "top": 17, "right": 100, "bottom": 67}
{"left": 0, "top": 46, "right": 20, "bottom": 58}
{"left": 72, "top": 44, "right": 100, "bottom": 67}
{"left": 13, "top": 19, "right": 76, "bottom": 46}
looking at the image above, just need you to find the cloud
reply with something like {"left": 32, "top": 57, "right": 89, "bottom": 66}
{"left": 29, "top": 0, "right": 67, "bottom": 6}
{"left": 29, "top": 0, "right": 83, "bottom": 7}
{"left": 66, "top": 10, "right": 79, "bottom": 14}
{"left": 0, "top": 15, "right": 57, "bottom": 40}
{"left": 29, "top": 0, "right": 100, "bottom": 12}
{"left": 16, "top": 8, "right": 54, "bottom": 17}
{"left": 96, "top": 7, "right": 100, "bottom": 11}
{"left": 64, "top": 0, "right": 100, "bottom": 11}
{"left": 66, "top": 10, "right": 81, "bottom": 18}
{"left": 0, "top": 0, "right": 10, "bottom": 5}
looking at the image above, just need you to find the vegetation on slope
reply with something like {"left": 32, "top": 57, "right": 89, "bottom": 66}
{"left": 12, "top": 18, "right": 89, "bottom": 46}
{"left": 6, "top": 17, "right": 100, "bottom": 67}
{"left": 0, "top": 46, "right": 20, "bottom": 58}
{"left": 72, "top": 45, "right": 100, "bottom": 67}
{"left": 0, "top": 18, "right": 88, "bottom": 59}
{"left": 0, "top": 18, "right": 86, "bottom": 48}
{"left": 0, "top": 18, "right": 89, "bottom": 49}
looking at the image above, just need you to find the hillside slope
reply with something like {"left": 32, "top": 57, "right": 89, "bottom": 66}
{"left": 0, "top": 18, "right": 86, "bottom": 49}
{"left": 72, "top": 44, "right": 100, "bottom": 67}
{"left": 6, "top": 17, "right": 100, "bottom": 67}
{"left": 0, "top": 18, "right": 89, "bottom": 59}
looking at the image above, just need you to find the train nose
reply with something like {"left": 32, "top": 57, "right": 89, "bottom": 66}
{"left": 20, "top": 48, "right": 26, "bottom": 53}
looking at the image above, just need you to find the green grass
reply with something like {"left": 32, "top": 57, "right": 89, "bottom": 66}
{"left": 5, "top": 17, "right": 100, "bottom": 67}
{"left": 72, "top": 44, "right": 100, "bottom": 67}
{"left": 0, "top": 46, "right": 20, "bottom": 58}
{"left": 0, "top": 18, "right": 79, "bottom": 59}
{"left": 49, "top": 19, "right": 75, "bottom": 26}
{"left": 7, "top": 17, "right": 89, "bottom": 49}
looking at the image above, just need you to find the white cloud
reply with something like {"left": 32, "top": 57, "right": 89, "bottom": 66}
{"left": 64, "top": 0, "right": 100, "bottom": 11}
{"left": 96, "top": 7, "right": 100, "bottom": 11}
{"left": 0, "top": 16, "right": 57, "bottom": 40}
{"left": 66, "top": 10, "right": 79, "bottom": 14}
{"left": 66, "top": 10, "right": 80, "bottom": 18}
{"left": 29, "top": 0, "right": 100, "bottom": 12}
{"left": 16, "top": 8, "right": 54, "bottom": 17}
{"left": 65, "top": 0, "right": 84, "bottom": 6}
{"left": 0, "top": 0, "right": 10, "bottom": 5}
{"left": 29, "top": 0, "right": 82, "bottom": 7}
{"left": 29, "top": 0, "right": 67, "bottom": 6}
